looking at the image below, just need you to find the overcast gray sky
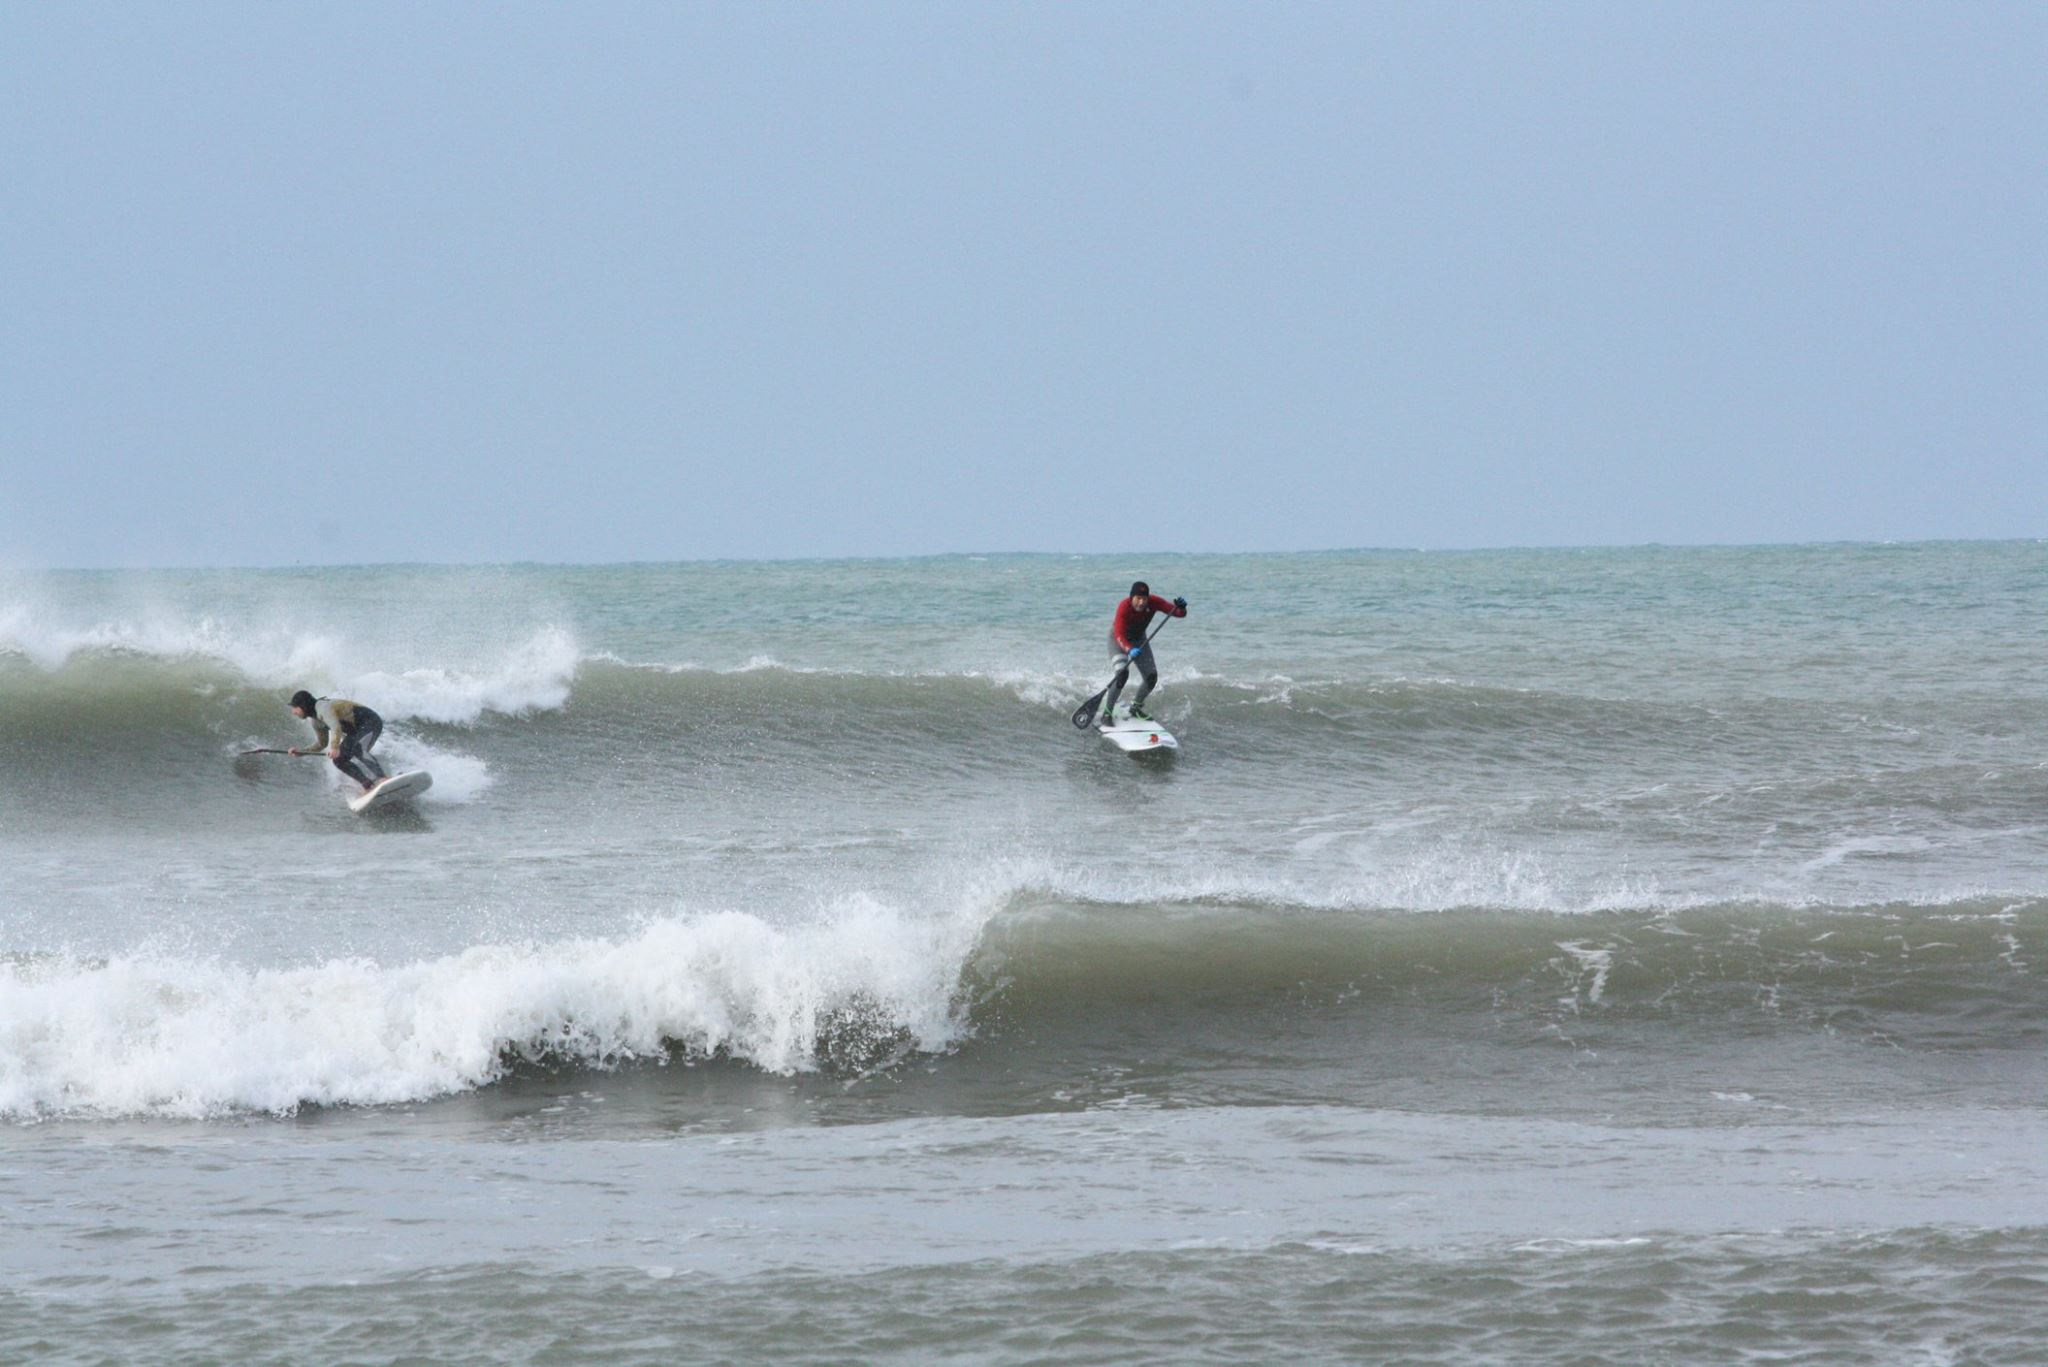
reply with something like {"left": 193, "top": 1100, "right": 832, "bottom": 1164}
{"left": 3, "top": 2, "right": 2042, "bottom": 568}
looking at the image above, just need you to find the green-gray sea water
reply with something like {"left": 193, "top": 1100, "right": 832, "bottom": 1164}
{"left": 4, "top": 543, "right": 2047, "bottom": 1363}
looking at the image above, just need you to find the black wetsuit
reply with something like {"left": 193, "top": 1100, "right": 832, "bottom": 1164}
{"left": 310, "top": 698, "right": 387, "bottom": 788}
{"left": 335, "top": 709, "right": 385, "bottom": 787}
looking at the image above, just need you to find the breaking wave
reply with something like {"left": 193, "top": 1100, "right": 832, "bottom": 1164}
{"left": 0, "top": 898, "right": 980, "bottom": 1120}
{"left": 0, "top": 612, "right": 582, "bottom": 727}
{"left": 5, "top": 889, "right": 2041, "bottom": 1121}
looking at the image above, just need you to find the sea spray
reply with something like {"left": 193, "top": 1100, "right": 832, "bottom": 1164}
{"left": 0, "top": 898, "right": 982, "bottom": 1119}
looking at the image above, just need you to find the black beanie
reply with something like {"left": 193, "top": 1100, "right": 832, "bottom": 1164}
{"left": 290, "top": 689, "right": 316, "bottom": 712}
{"left": 1130, "top": 581, "right": 1150, "bottom": 597}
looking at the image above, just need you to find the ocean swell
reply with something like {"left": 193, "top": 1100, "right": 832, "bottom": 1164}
{"left": 5, "top": 891, "right": 2042, "bottom": 1121}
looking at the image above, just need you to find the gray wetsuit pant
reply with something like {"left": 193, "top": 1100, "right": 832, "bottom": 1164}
{"left": 1101, "top": 632, "right": 1158, "bottom": 718}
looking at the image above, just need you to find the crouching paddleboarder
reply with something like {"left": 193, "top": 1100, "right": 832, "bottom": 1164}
{"left": 288, "top": 689, "right": 387, "bottom": 793}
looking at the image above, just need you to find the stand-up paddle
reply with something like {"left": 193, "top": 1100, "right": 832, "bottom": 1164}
{"left": 1072, "top": 615, "right": 1173, "bottom": 731}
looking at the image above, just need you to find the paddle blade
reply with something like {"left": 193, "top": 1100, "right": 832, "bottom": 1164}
{"left": 1072, "top": 688, "right": 1108, "bottom": 730}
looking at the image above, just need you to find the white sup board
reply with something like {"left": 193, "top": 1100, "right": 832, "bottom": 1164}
{"left": 348, "top": 770, "right": 433, "bottom": 813}
{"left": 1098, "top": 713, "right": 1179, "bottom": 753}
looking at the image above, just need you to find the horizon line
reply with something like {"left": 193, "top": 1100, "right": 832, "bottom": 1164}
{"left": 4, "top": 534, "right": 2043, "bottom": 576}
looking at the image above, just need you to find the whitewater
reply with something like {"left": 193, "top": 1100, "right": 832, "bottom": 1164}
{"left": 4, "top": 544, "right": 2048, "bottom": 1364}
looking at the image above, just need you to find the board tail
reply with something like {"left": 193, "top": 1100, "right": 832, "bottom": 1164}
{"left": 348, "top": 770, "right": 433, "bottom": 813}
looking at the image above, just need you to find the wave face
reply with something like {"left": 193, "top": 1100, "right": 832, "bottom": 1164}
{"left": 4, "top": 891, "right": 2042, "bottom": 1120}
{"left": 4, "top": 544, "right": 2048, "bottom": 1121}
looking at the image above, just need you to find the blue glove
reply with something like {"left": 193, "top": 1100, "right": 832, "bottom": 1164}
{"left": 1173, "top": 596, "right": 1187, "bottom": 610}
{"left": 1127, "top": 645, "right": 1143, "bottom": 660}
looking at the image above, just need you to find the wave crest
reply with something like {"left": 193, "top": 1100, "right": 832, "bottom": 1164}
{"left": 0, "top": 901, "right": 978, "bottom": 1120}
{"left": 0, "top": 613, "right": 581, "bottom": 726}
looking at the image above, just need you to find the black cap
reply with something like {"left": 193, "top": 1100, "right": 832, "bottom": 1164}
{"left": 290, "top": 689, "right": 316, "bottom": 712}
{"left": 1130, "top": 581, "right": 1150, "bottom": 597}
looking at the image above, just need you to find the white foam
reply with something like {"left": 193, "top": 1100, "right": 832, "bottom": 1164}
{"left": 1510, "top": 1237, "right": 1656, "bottom": 1254}
{"left": 1553, "top": 942, "right": 1615, "bottom": 1008}
{"left": 341, "top": 628, "right": 582, "bottom": 724}
{"left": 377, "top": 734, "right": 493, "bottom": 804}
{"left": 983, "top": 846, "right": 1681, "bottom": 918}
{"left": 0, "top": 606, "right": 253, "bottom": 674}
{"left": 0, "top": 899, "right": 980, "bottom": 1120}
{"left": 591, "top": 654, "right": 1280, "bottom": 713}
{"left": 0, "top": 605, "right": 582, "bottom": 727}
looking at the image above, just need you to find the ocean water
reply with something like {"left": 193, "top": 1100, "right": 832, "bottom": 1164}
{"left": 3, "top": 543, "right": 2047, "bottom": 1364}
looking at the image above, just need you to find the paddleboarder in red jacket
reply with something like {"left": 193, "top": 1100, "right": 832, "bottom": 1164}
{"left": 1101, "top": 581, "right": 1187, "bottom": 723}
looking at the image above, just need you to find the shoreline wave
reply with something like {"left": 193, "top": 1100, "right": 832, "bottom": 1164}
{"left": 4, "top": 892, "right": 2040, "bottom": 1122}
{"left": 0, "top": 899, "right": 979, "bottom": 1121}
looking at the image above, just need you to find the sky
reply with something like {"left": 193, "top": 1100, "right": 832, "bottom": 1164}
{"left": 2, "top": 2, "right": 2043, "bottom": 568}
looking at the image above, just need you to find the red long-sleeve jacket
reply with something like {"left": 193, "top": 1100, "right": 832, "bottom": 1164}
{"left": 1111, "top": 594, "right": 1186, "bottom": 650}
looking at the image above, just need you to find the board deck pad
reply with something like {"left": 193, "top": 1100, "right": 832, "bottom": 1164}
{"left": 1097, "top": 713, "right": 1179, "bottom": 753}
{"left": 348, "top": 770, "right": 433, "bottom": 812}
